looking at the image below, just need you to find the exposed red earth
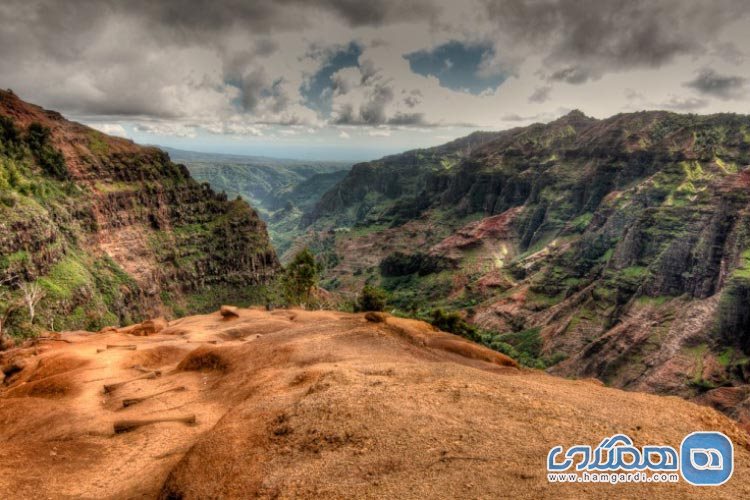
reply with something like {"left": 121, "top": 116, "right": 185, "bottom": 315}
{"left": 1, "top": 308, "right": 748, "bottom": 498}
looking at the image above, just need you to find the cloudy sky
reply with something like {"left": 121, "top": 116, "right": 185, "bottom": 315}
{"left": 2, "top": 1, "right": 750, "bottom": 160}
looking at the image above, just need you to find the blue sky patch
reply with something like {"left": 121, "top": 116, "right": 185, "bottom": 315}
{"left": 302, "top": 42, "right": 362, "bottom": 114}
{"left": 404, "top": 41, "right": 506, "bottom": 94}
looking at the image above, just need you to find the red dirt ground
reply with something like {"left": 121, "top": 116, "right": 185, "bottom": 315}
{"left": 1, "top": 308, "right": 748, "bottom": 498}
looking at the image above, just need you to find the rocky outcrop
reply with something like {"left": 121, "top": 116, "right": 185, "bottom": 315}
{"left": 0, "top": 90, "right": 278, "bottom": 335}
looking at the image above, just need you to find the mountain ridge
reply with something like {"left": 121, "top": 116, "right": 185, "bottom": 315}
{"left": 294, "top": 107, "right": 750, "bottom": 425}
{"left": 0, "top": 90, "right": 278, "bottom": 334}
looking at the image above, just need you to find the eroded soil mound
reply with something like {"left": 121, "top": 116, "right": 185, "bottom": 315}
{"left": 0, "top": 308, "right": 748, "bottom": 499}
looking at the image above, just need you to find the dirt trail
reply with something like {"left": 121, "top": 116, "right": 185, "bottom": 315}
{"left": 0, "top": 308, "right": 748, "bottom": 499}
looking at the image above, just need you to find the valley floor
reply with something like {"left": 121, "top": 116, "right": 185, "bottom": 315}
{"left": 0, "top": 309, "right": 748, "bottom": 498}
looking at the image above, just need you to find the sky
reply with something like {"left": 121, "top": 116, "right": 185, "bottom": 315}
{"left": 2, "top": 1, "right": 750, "bottom": 161}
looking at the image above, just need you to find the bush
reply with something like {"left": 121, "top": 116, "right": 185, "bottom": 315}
{"left": 428, "top": 308, "right": 481, "bottom": 342}
{"left": 282, "top": 248, "right": 319, "bottom": 306}
{"left": 26, "top": 122, "right": 69, "bottom": 180}
{"left": 379, "top": 251, "right": 454, "bottom": 277}
{"left": 356, "top": 284, "right": 387, "bottom": 312}
{"left": 0, "top": 115, "right": 20, "bottom": 152}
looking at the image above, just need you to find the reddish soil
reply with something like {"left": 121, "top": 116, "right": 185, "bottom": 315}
{"left": 432, "top": 207, "right": 522, "bottom": 255}
{"left": 1, "top": 308, "right": 749, "bottom": 498}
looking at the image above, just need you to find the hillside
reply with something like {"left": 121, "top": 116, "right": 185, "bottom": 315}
{"left": 0, "top": 91, "right": 278, "bottom": 336}
{"left": 1, "top": 308, "right": 748, "bottom": 498}
{"left": 168, "top": 148, "right": 349, "bottom": 256}
{"left": 296, "top": 110, "right": 750, "bottom": 424}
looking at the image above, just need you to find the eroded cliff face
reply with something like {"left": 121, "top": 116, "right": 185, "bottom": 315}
{"left": 299, "top": 109, "right": 750, "bottom": 424}
{"left": 0, "top": 90, "right": 278, "bottom": 333}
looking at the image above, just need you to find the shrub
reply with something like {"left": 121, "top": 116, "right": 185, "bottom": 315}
{"left": 0, "top": 115, "right": 21, "bottom": 154}
{"left": 379, "top": 251, "right": 454, "bottom": 277}
{"left": 428, "top": 308, "right": 481, "bottom": 342}
{"left": 356, "top": 284, "right": 387, "bottom": 312}
{"left": 26, "top": 122, "right": 69, "bottom": 180}
{"left": 282, "top": 248, "right": 319, "bottom": 306}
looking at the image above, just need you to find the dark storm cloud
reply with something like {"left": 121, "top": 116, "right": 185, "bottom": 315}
{"left": 548, "top": 67, "right": 590, "bottom": 85}
{"left": 3, "top": 0, "right": 749, "bottom": 137}
{"left": 305, "top": 0, "right": 439, "bottom": 27}
{"left": 0, "top": 0, "right": 438, "bottom": 119}
{"left": 528, "top": 86, "right": 551, "bottom": 103}
{"left": 684, "top": 68, "right": 747, "bottom": 100}
{"left": 2, "top": 0, "right": 437, "bottom": 54}
{"left": 8, "top": 0, "right": 439, "bottom": 40}
{"left": 483, "top": 0, "right": 749, "bottom": 83}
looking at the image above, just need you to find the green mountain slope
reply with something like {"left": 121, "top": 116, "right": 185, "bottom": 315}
{"left": 297, "top": 109, "right": 750, "bottom": 422}
{"left": 0, "top": 91, "right": 278, "bottom": 337}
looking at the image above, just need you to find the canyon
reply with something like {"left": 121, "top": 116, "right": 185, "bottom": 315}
{"left": 2, "top": 94, "right": 750, "bottom": 497}
{"left": 295, "top": 109, "right": 750, "bottom": 425}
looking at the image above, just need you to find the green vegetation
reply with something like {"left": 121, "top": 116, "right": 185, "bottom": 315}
{"left": 88, "top": 131, "right": 110, "bottom": 155}
{"left": 26, "top": 122, "right": 69, "bottom": 180}
{"left": 0, "top": 94, "right": 279, "bottom": 340}
{"left": 570, "top": 212, "right": 593, "bottom": 233}
{"left": 38, "top": 255, "right": 90, "bottom": 300}
{"left": 355, "top": 284, "right": 387, "bottom": 312}
{"left": 381, "top": 270, "right": 455, "bottom": 311}
{"left": 283, "top": 109, "right": 750, "bottom": 396}
{"left": 620, "top": 266, "right": 649, "bottom": 279}
{"left": 717, "top": 347, "right": 734, "bottom": 367}
{"left": 281, "top": 248, "right": 319, "bottom": 306}
{"left": 172, "top": 148, "right": 350, "bottom": 256}
{"left": 184, "top": 284, "right": 272, "bottom": 315}
{"left": 379, "top": 251, "right": 453, "bottom": 277}
{"left": 488, "top": 327, "right": 567, "bottom": 369}
{"left": 428, "top": 308, "right": 482, "bottom": 343}
{"left": 423, "top": 308, "right": 565, "bottom": 369}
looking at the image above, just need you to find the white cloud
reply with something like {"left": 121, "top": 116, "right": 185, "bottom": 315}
{"left": 90, "top": 123, "right": 129, "bottom": 138}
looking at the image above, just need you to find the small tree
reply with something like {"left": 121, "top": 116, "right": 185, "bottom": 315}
{"left": 19, "top": 281, "right": 45, "bottom": 324}
{"left": 282, "top": 248, "right": 319, "bottom": 307}
{"left": 429, "top": 308, "right": 480, "bottom": 342}
{"left": 356, "top": 284, "right": 387, "bottom": 312}
{"left": 0, "top": 278, "right": 21, "bottom": 346}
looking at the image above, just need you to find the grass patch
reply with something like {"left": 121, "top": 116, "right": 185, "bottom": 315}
{"left": 570, "top": 212, "right": 593, "bottom": 233}
{"left": 88, "top": 131, "right": 110, "bottom": 156}
{"left": 620, "top": 266, "right": 649, "bottom": 279}
{"left": 635, "top": 295, "right": 670, "bottom": 306}
{"left": 731, "top": 249, "right": 750, "bottom": 279}
{"left": 38, "top": 254, "right": 91, "bottom": 300}
{"left": 717, "top": 347, "right": 734, "bottom": 367}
